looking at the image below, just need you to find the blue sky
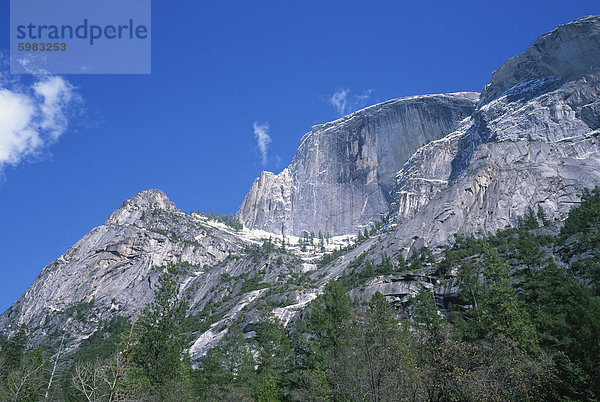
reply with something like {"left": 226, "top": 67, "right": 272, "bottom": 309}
{"left": 0, "top": 0, "right": 598, "bottom": 313}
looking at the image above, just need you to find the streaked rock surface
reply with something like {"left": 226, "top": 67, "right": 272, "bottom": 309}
{"left": 237, "top": 93, "right": 478, "bottom": 236}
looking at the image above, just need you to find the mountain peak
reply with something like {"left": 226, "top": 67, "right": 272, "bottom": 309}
{"left": 480, "top": 14, "right": 600, "bottom": 105}
{"left": 128, "top": 189, "right": 171, "bottom": 205}
{"left": 106, "top": 189, "right": 177, "bottom": 226}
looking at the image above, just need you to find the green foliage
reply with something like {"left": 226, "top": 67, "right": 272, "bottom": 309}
{"left": 198, "top": 323, "right": 256, "bottom": 397}
{"left": 255, "top": 311, "right": 293, "bottom": 378}
{"left": 559, "top": 187, "right": 600, "bottom": 295}
{"left": 198, "top": 210, "right": 243, "bottom": 231}
{"left": 560, "top": 187, "right": 600, "bottom": 241}
{"left": 240, "top": 275, "right": 270, "bottom": 294}
{"left": 181, "top": 306, "right": 223, "bottom": 337}
{"left": 522, "top": 263, "right": 600, "bottom": 399}
{"left": 71, "top": 316, "right": 130, "bottom": 363}
{"left": 412, "top": 288, "right": 443, "bottom": 339}
{"left": 254, "top": 310, "right": 293, "bottom": 398}
{"left": 434, "top": 195, "right": 600, "bottom": 400}
{"left": 353, "top": 221, "right": 386, "bottom": 245}
{"left": 292, "top": 285, "right": 548, "bottom": 401}
{"left": 408, "top": 248, "right": 434, "bottom": 270}
{"left": 0, "top": 347, "right": 49, "bottom": 401}
{"left": 518, "top": 206, "right": 540, "bottom": 230}
{"left": 306, "top": 280, "right": 352, "bottom": 359}
{"left": 316, "top": 243, "right": 354, "bottom": 268}
{"left": 256, "top": 373, "right": 279, "bottom": 401}
{"left": 0, "top": 329, "right": 51, "bottom": 401}
{"left": 10, "top": 190, "right": 599, "bottom": 400}
{"left": 63, "top": 300, "right": 95, "bottom": 320}
{"left": 131, "top": 271, "right": 187, "bottom": 386}
{"left": 537, "top": 205, "right": 550, "bottom": 225}
{"left": 454, "top": 243, "right": 539, "bottom": 351}
{"left": 0, "top": 326, "right": 28, "bottom": 376}
{"left": 261, "top": 237, "right": 276, "bottom": 254}
{"left": 336, "top": 250, "right": 414, "bottom": 289}
{"left": 244, "top": 238, "right": 287, "bottom": 261}
{"left": 375, "top": 252, "right": 394, "bottom": 275}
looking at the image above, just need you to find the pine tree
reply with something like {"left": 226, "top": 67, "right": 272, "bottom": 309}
{"left": 537, "top": 205, "right": 550, "bottom": 225}
{"left": 255, "top": 311, "right": 293, "bottom": 384}
{"left": 412, "top": 288, "right": 443, "bottom": 340}
{"left": 256, "top": 373, "right": 279, "bottom": 401}
{"left": 132, "top": 270, "right": 187, "bottom": 386}
{"left": 201, "top": 323, "right": 255, "bottom": 395}
{"left": 307, "top": 281, "right": 352, "bottom": 360}
{"left": 522, "top": 263, "right": 600, "bottom": 399}
{"left": 456, "top": 244, "right": 538, "bottom": 350}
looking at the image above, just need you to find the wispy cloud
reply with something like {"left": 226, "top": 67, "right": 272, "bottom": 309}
{"left": 329, "top": 88, "right": 350, "bottom": 115}
{"left": 253, "top": 121, "right": 271, "bottom": 167}
{"left": 34, "top": 77, "right": 74, "bottom": 140}
{"left": 0, "top": 66, "right": 78, "bottom": 174}
{"left": 328, "top": 88, "right": 374, "bottom": 116}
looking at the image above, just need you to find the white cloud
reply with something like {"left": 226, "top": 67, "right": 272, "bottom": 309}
{"left": 328, "top": 88, "right": 373, "bottom": 116}
{"left": 34, "top": 76, "right": 73, "bottom": 140}
{"left": 329, "top": 88, "right": 350, "bottom": 115}
{"left": 253, "top": 121, "right": 271, "bottom": 167}
{"left": 0, "top": 74, "right": 76, "bottom": 172}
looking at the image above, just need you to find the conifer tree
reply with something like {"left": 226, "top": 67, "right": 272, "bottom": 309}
{"left": 132, "top": 270, "right": 187, "bottom": 386}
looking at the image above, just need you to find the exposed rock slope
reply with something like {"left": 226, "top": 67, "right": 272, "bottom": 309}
{"left": 0, "top": 190, "right": 339, "bottom": 360}
{"left": 237, "top": 93, "right": 478, "bottom": 236}
{"left": 386, "top": 15, "right": 600, "bottom": 254}
{"left": 0, "top": 190, "right": 249, "bottom": 348}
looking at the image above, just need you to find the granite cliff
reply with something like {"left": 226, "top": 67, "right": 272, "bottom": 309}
{"left": 237, "top": 93, "right": 478, "bottom": 236}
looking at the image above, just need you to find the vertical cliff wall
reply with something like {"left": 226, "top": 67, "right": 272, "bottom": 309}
{"left": 237, "top": 93, "right": 479, "bottom": 236}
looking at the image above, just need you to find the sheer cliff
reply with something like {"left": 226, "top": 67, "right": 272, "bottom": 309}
{"left": 237, "top": 93, "right": 478, "bottom": 236}
{"left": 240, "top": 15, "right": 600, "bottom": 251}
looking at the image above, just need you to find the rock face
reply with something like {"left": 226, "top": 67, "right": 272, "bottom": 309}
{"left": 237, "top": 17, "right": 600, "bottom": 240}
{"left": 237, "top": 93, "right": 478, "bottom": 236}
{"left": 0, "top": 190, "right": 250, "bottom": 350}
{"left": 385, "top": 15, "right": 600, "bottom": 255}
{"left": 479, "top": 15, "right": 600, "bottom": 106}
{"left": 1, "top": 15, "right": 600, "bottom": 362}
{"left": 0, "top": 189, "right": 329, "bottom": 361}
{"left": 238, "top": 15, "right": 600, "bottom": 245}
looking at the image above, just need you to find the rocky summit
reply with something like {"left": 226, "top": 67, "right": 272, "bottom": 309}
{"left": 1, "top": 15, "right": 600, "bottom": 368}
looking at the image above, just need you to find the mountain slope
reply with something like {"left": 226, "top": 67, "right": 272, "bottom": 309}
{"left": 383, "top": 15, "right": 600, "bottom": 255}
{"left": 0, "top": 190, "right": 248, "bottom": 349}
{"left": 1, "top": 15, "right": 599, "bottom": 365}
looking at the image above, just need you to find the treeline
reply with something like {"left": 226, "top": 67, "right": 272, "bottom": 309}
{"left": 296, "top": 231, "right": 332, "bottom": 253}
{"left": 317, "top": 220, "right": 388, "bottom": 267}
{"left": 197, "top": 210, "right": 243, "bottom": 231}
{"left": 1, "top": 188, "right": 599, "bottom": 400}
